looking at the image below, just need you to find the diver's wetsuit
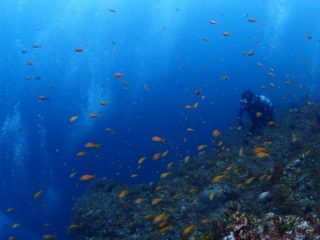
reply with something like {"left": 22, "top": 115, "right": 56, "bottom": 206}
{"left": 238, "top": 93, "right": 274, "bottom": 135}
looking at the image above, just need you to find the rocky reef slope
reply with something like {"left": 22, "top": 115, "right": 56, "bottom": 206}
{"left": 70, "top": 101, "right": 320, "bottom": 240}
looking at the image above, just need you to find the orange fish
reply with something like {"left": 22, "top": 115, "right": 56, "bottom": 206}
{"left": 114, "top": 72, "right": 124, "bottom": 79}
{"left": 245, "top": 177, "right": 255, "bottom": 184}
{"left": 153, "top": 213, "right": 169, "bottom": 223}
{"left": 253, "top": 147, "right": 267, "bottom": 154}
{"left": 152, "top": 136, "right": 166, "bottom": 143}
{"left": 100, "top": 101, "right": 109, "bottom": 105}
{"left": 84, "top": 142, "right": 100, "bottom": 149}
{"left": 223, "top": 32, "right": 231, "bottom": 37}
{"left": 159, "top": 225, "right": 172, "bottom": 233}
{"left": 182, "top": 224, "right": 196, "bottom": 235}
{"left": 79, "top": 174, "right": 96, "bottom": 181}
{"left": 118, "top": 189, "right": 129, "bottom": 198}
{"left": 212, "top": 129, "right": 221, "bottom": 137}
{"left": 152, "top": 153, "right": 161, "bottom": 160}
{"left": 34, "top": 190, "right": 43, "bottom": 200}
{"left": 89, "top": 113, "right": 100, "bottom": 118}
{"left": 197, "top": 144, "right": 207, "bottom": 151}
{"left": 255, "top": 152, "right": 270, "bottom": 158}
{"left": 212, "top": 175, "right": 225, "bottom": 183}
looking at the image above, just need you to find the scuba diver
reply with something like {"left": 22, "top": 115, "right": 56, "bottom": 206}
{"left": 238, "top": 90, "right": 274, "bottom": 135}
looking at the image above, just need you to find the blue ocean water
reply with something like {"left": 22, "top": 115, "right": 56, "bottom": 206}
{"left": 0, "top": 0, "right": 319, "bottom": 239}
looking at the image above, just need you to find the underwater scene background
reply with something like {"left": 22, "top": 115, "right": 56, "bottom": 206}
{"left": 0, "top": 0, "right": 320, "bottom": 239}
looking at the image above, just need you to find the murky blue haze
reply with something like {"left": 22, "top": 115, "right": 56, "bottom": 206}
{"left": 0, "top": 0, "right": 319, "bottom": 239}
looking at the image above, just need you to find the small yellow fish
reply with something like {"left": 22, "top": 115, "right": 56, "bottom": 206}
{"left": 131, "top": 174, "right": 138, "bottom": 178}
{"left": 160, "top": 172, "right": 170, "bottom": 178}
{"left": 69, "top": 115, "right": 79, "bottom": 123}
{"left": 69, "top": 172, "right": 77, "bottom": 178}
{"left": 118, "top": 189, "right": 129, "bottom": 199}
{"left": 159, "top": 225, "right": 172, "bottom": 233}
{"left": 255, "top": 152, "right": 271, "bottom": 158}
{"left": 12, "top": 224, "right": 20, "bottom": 229}
{"left": 152, "top": 136, "right": 166, "bottom": 143}
{"left": 135, "top": 198, "right": 145, "bottom": 204}
{"left": 245, "top": 177, "right": 255, "bottom": 184}
{"left": 209, "top": 192, "right": 214, "bottom": 201}
{"left": 197, "top": 144, "right": 207, "bottom": 151}
{"left": 79, "top": 174, "right": 96, "bottom": 181}
{"left": 69, "top": 224, "right": 80, "bottom": 229}
{"left": 138, "top": 157, "right": 147, "bottom": 165}
{"left": 193, "top": 102, "right": 199, "bottom": 109}
{"left": 99, "top": 101, "right": 109, "bottom": 105}
{"left": 259, "top": 174, "right": 268, "bottom": 181}
{"left": 167, "top": 162, "right": 174, "bottom": 169}
{"left": 161, "top": 150, "right": 169, "bottom": 158}
{"left": 253, "top": 147, "right": 267, "bottom": 154}
{"left": 291, "top": 133, "right": 298, "bottom": 143}
{"left": 182, "top": 224, "right": 196, "bottom": 236}
{"left": 153, "top": 213, "right": 169, "bottom": 223}
{"left": 186, "top": 128, "right": 195, "bottom": 132}
{"left": 84, "top": 142, "right": 100, "bottom": 149}
{"left": 42, "top": 234, "right": 57, "bottom": 239}
{"left": 212, "top": 175, "right": 225, "bottom": 183}
{"left": 38, "top": 96, "right": 49, "bottom": 101}
{"left": 34, "top": 190, "right": 43, "bottom": 200}
{"left": 152, "top": 198, "right": 162, "bottom": 205}
{"left": 6, "top": 208, "right": 14, "bottom": 213}
{"left": 184, "top": 104, "right": 193, "bottom": 110}
{"left": 76, "top": 151, "right": 87, "bottom": 157}
{"left": 201, "top": 219, "right": 210, "bottom": 224}
{"left": 239, "top": 146, "right": 244, "bottom": 157}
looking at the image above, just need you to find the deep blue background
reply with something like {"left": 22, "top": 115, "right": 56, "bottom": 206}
{"left": 0, "top": 0, "right": 319, "bottom": 239}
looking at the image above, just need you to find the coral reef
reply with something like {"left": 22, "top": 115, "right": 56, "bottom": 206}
{"left": 70, "top": 101, "right": 320, "bottom": 239}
